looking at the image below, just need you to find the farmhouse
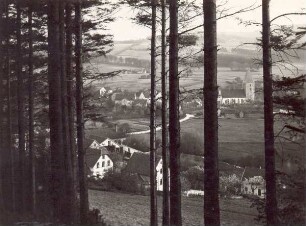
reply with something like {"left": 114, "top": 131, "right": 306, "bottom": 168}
{"left": 218, "top": 70, "right": 255, "bottom": 105}
{"left": 86, "top": 147, "right": 114, "bottom": 179}
{"left": 100, "top": 138, "right": 121, "bottom": 148}
{"left": 241, "top": 167, "right": 265, "bottom": 198}
{"left": 124, "top": 152, "right": 165, "bottom": 192}
{"left": 101, "top": 138, "right": 140, "bottom": 159}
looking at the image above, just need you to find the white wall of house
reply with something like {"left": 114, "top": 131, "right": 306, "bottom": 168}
{"left": 121, "top": 144, "right": 140, "bottom": 155}
{"left": 156, "top": 159, "right": 170, "bottom": 192}
{"left": 101, "top": 138, "right": 120, "bottom": 148}
{"left": 221, "top": 98, "right": 246, "bottom": 105}
{"left": 90, "top": 154, "right": 113, "bottom": 178}
{"left": 241, "top": 178, "right": 265, "bottom": 198}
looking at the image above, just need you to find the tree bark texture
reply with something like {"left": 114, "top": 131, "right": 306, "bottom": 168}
{"left": 16, "top": 0, "right": 26, "bottom": 213}
{"left": 169, "top": 0, "right": 182, "bottom": 225}
{"left": 203, "top": 0, "right": 221, "bottom": 225}
{"left": 262, "top": 0, "right": 278, "bottom": 225}
{"left": 48, "top": 0, "right": 65, "bottom": 222}
{"left": 28, "top": 3, "right": 36, "bottom": 215}
{"left": 150, "top": 0, "right": 158, "bottom": 226}
{"left": 75, "top": 1, "right": 89, "bottom": 224}
{"left": 161, "top": 0, "right": 170, "bottom": 225}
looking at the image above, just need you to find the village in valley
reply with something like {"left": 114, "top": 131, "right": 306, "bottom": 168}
{"left": 83, "top": 68, "right": 269, "bottom": 199}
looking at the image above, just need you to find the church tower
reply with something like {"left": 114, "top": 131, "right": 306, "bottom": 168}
{"left": 244, "top": 69, "right": 255, "bottom": 101}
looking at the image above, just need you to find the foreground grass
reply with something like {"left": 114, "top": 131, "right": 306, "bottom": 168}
{"left": 89, "top": 190, "right": 262, "bottom": 226}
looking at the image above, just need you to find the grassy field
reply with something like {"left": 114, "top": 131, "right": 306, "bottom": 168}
{"left": 89, "top": 190, "right": 262, "bottom": 226}
{"left": 126, "top": 117, "right": 301, "bottom": 162}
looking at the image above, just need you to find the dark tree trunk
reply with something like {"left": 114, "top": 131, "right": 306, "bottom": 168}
{"left": 28, "top": 3, "right": 36, "bottom": 215}
{"left": 262, "top": 0, "right": 277, "bottom": 225}
{"left": 161, "top": 0, "right": 170, "bottom": 225}
{"left": 65, "top": 2, "right": 77, "bottom": 200}
{"left": 203, "top": 0, "right": 220, "bottom": 225}
{"left": 0, "top": 0, "right": 4, "bottom": 212}
{"left": 16, "top": 0, "right": 26, "bottom": 213}
{"left": 59, "top": 1, "right": 75, "bottom": 223}
{"left": 169, "top": 0, "right": 182, "bottom": 225}
{"left": 5, "top": 1, "right": 15, "bottom": 212}
{"left": 150, "top": 0, "right": 157, "bottom": 226}
{"left": 75, "top": 1, "right": 89, "bottom": 224}
{"left": 48, "top": 0, "right": 65, "bottom": 222}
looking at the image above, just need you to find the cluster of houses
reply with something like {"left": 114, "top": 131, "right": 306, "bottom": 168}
{"left": 99, "top": 70, "right": 259, "bottom": 112}
{"left": 85, "top": 136, "right": 266, "bottom": 197}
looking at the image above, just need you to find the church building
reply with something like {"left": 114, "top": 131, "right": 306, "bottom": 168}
{"left": 218, "top": 70, "right": 255, "bottom": 105}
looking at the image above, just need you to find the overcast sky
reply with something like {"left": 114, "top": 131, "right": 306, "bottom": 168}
{"left": 109, "top": 0, "right": 306, "bottom": 41}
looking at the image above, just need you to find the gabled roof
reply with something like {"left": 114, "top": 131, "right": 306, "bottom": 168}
{"left": 124, "top": 152, "right": 161, "bottom": 177}
{"left": 86, "top": 147, "right": 110, "bottom": 168}
{"left": 221, "top": 89, "right": 246, "bottom": 98}
{"left": 84, "top": 138, "right": 95, "bottom": 149}
{"left": 86, "top": 148, "right": 101, "bottom": 168}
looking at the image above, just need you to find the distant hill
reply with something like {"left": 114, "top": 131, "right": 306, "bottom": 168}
{"left": 89, "top": 31, "right": 305, "bottom": 74}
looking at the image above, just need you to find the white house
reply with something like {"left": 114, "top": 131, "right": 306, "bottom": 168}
{"left": 124, "top": 152, "right": 167, "bottom": 192}
{"left": 100, "top": 138, "right": 121, "bottom": 148}
{"left": 86, "top": 147, "right": 113, "bottom": 179}
{"left": 101, "top": 138, "right": 140, "bottom": 158}
{"left": 241, "top": 167, "right": 265, "bottom": 198}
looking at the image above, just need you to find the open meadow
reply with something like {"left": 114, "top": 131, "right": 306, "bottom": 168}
{"left": 89, "top": 190, "right": 262, "bottom": 226}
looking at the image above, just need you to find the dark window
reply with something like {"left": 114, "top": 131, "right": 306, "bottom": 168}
{"left": 107, "top": 160, "right": 110, "bottom": 166}
{"left": 102, "top": 162, "right": 105, "bottom": 167}
{"left": 97, "top": 162, "right": 100, "bottom": 168}
{"left": 160, "top": 179, "right": 162, "bottom": 185}
{"left": 102, "top": 155, "right": 105, "bottom": 159}
{"left": 258, "top": 189, "right": 261, "bottom": 196}
{"left": 160, "top": 168, "right": 162, "bottom": 174}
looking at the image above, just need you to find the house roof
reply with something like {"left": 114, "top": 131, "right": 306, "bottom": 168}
{"left": 242, "top": 167, "right": 265, "bottom": 179}
{"left": 86, "top": 149, "right": 101, "bottom": 168}
{"left": 86, "top": 147, "right": 110, "bottom": 168}
{"left": 221, "top": 89, "right": 246, "bottom": 98}
{"left": 84, "top": 138, "right": 95, "bottom": 149}
{"left": 124, "top": 152, "right": 161, "bottom": 177}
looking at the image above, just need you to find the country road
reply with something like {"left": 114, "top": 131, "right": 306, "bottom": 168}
{"left": 127, "top": 114, "right": 195, "bottom": 135}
